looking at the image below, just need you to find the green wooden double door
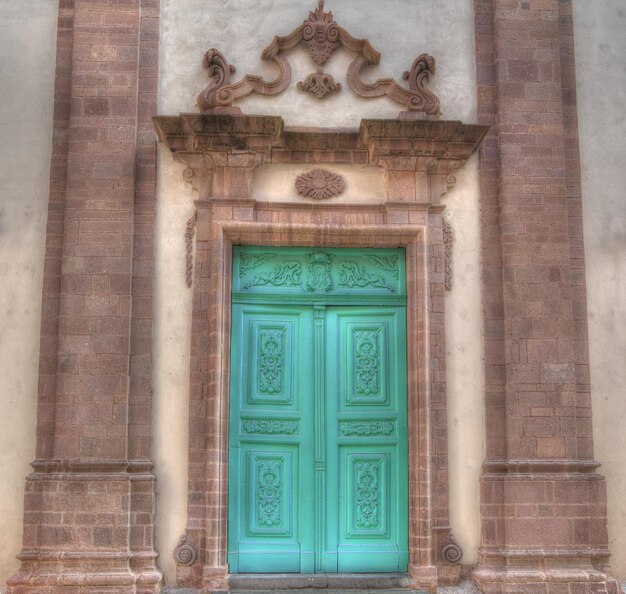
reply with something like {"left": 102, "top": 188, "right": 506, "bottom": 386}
{"left": 228, "top": 247, "right": 408, "bottom": 574}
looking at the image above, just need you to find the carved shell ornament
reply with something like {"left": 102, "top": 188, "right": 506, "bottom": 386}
{"left": 295, "top": 169, "right": 345, "bottom": 199}
{"left": 197, "top": 1, "right": 440, "bottom": 116}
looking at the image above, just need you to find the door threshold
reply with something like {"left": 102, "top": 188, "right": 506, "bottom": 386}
{"left": 228, "top": 573, "right": 417, "bottom": 590}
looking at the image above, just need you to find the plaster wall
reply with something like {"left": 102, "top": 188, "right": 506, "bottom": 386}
{"left": 0, "top": 1, "right": 58, "bottom": 591}
{"left": 573, "top": 0, "right": 626, "bottom": 581}
{"left": 155, "top": 0, "right": 483, "bottom": 583}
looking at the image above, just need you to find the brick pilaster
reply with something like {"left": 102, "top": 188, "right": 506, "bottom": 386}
{"left": 7, "top": 1, "right": 162, "bottom": 591}
{"left": 473, "top": 1, "right": 618, "bottom": 592}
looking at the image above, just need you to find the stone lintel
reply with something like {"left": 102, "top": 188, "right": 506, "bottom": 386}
{"left": 153, "top": 114, "right": 487, "bottom": 203}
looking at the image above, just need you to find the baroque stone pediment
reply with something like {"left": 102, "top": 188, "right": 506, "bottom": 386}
{"left": 196, "top": 1, "right": 441, "bottom": 116}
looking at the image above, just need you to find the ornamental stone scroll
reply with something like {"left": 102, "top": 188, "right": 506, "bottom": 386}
{"left": 196, "top": 1, "right": 441, "bottom": 116}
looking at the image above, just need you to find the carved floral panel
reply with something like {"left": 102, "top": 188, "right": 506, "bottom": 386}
{"left": 233, "top": 247, "right": 405, "bottom": 297}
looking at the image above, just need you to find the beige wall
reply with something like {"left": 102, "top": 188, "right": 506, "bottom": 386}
{"left": 573, "top": 0, "right": 626, "bottom": 581}
{"left": 155, "top": 0, "right": 483, "bottom": 583}
{"left": 1, "top": 0, "right": 623, "bottom": 591}
{"left": 0, "top": 1, "right": 58, "bottom": 591}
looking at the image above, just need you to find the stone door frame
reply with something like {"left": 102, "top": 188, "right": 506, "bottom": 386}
{"left": 153, "top": 114, "right": 487, "bottom": 592}
{"left": 196, "top": 219, "right": 429, "bottom": 588}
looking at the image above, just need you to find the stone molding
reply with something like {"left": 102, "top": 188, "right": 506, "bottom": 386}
{"left": 185, "top": 210, "right": 197, "bottom": 287}
{"left": 442, "top": 218, "right": 453, "bottom": 291}
{"left": 153, "top": 114, "right": 487, "bottom": 205}
{"left": 196, "top": 1, "right": 440, "bottom": 116}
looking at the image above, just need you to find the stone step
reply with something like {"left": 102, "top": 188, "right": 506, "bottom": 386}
{"left": 228, "top": 573, "right": 415, "bottom": 591}
{"left": 228, "top": 590, "right": 428, "bottom": 594}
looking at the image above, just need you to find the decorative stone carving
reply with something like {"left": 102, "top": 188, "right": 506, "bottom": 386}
{"left": 173, "top": 535, "right": 197, "bottom": 566}
{"left": 441, "top": 540, "right": 463, "bottom": 564}
{"left": 443, "top": 218, "right": 454, "bottom": 291}
{"left": 295, "top": 168, "right": 345, "bottom": 199}
{"left": 302, "top": 1, "right": 340, "bottom": 64}
{"left": 196, "top": 48, "right": 237, "bottom": 112}
{"left": 297, "top": 69, "right": 341, "bottom": 99}
{"left": 196, "top": 1, "right": 440, "bottom": 116}
{"left": 185, "top": 211, "right": 196, "bottom": 288}
{"left": 401, "top": 54, "right": 440, "bottom": 114}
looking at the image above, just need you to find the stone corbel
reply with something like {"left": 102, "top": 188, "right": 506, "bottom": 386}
{"left": 426, "top": 159, "right": 464, "bottom": 204}
{"left": 175, "top": 154, "right": 212, "bottom": 198}
{"left": 197, "top": 1, "right": 440, "bottom": 116}
{"left": 360, "top": 119, "right": 486, "bottom": 203}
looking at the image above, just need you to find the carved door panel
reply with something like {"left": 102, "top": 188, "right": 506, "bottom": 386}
{"left": 228, "top": 304, "right": 316, "bottom": 573}
{"left": 323, "top": 307, "right": 408, "bottom": 572}
{"left": 228, "top": 247, "right": 407, "bottom": 574}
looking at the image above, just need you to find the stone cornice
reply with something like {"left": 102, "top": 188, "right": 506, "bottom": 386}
{"left": 153, "top": 113, "right": 487, "bottom": 203}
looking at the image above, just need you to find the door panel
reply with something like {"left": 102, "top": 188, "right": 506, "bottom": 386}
{"left": 228, "top": 305, "right": 315, "bottom": 573}
{"left": 324, "top": 307, "right": 408, "bottom": 573}
{"left": 229, "top": 248, "right": 407, "bottom": 574}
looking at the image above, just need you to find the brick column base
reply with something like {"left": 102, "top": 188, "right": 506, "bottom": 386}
{"left": 6, "top": 462, "right": 162, "bottom": 594}
{"left": 473, "top": 468, "right": 619, "bottom": 594}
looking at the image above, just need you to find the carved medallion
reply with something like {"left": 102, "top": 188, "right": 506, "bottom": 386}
{"left": 302, "top": 1, "right": 340, "bottom": 65}
{"left": 297, "top": 69, "right": 341, "bottom": 99}
{"left": 307, "top": 252, "right": 334, "bottom": 292}
{"left": 295, "top": 169, "right": 345, "bottom": 200}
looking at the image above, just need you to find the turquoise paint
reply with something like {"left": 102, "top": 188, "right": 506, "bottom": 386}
{"left": 229, "top": 247, "right": 408, "bottom": 573}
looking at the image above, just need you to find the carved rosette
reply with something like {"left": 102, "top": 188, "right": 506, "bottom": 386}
{"left": 297, "top": 69, "right": 341, "bottom": 99}
{"left": 173, "top": 535, "right": 197, "bottom": 566}
{"left": 295, "top": 169, "right": 345, "bottom": 200}
{"left": 196, "top": 1, "right": 441, "bottom": 116}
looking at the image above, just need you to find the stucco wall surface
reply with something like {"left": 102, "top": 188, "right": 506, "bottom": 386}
{"left": 0, "top": 1, "right": 58, "bottom": 591}
{"left": 155, "top": 0, "right": 482, "bottom": 583}
{"left": 573, "top": 0, "right": 626, "bottom": 581}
